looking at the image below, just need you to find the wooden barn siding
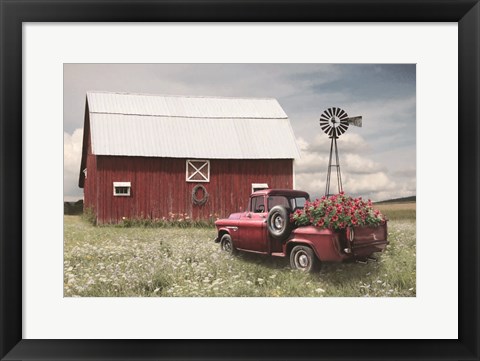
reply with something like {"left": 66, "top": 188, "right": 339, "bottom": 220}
{"left": 83, "top": 135, "right": 98, "bottom": 214}
{"left": 94, "top": 156, "right": 293, "bottom": 224}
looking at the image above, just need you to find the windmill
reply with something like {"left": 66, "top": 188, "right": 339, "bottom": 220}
{"left": 319, "top": 107, "right": 363, "bottom": 196}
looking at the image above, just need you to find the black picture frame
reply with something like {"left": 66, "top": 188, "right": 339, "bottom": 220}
{"left": 1, "top": 1, "right": 479, "bottom": 360}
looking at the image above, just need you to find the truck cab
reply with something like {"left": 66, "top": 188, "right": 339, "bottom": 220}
{"left": 217, "top": 189, "right": 309, "bottom": 254}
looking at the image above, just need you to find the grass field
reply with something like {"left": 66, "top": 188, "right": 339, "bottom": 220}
{"left": 375, "top": 201, "right": 416, "bottom": 221}
{"left": 64, "top": 203, "right": 415, "bottom": 297}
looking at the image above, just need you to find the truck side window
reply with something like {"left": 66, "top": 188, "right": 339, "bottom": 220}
{"left": 291, "top": 197, "right": 307, "bottom": 210}
{"left": 250, "top": 196, "right": 265, "bottom": 213}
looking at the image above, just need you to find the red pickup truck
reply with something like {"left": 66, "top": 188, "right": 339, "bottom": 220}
{"left": 214, "top": 189, "right": 388, "bottom": 272}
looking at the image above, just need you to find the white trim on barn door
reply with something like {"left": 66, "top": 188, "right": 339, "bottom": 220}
{"left": 186, "top": 160, "right": 210, "bottom": 182}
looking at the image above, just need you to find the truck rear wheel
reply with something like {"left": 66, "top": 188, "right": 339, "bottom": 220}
{"left": 267, "top": 205, "right": 293, "bottom": 240}
{"left": 290, "top": 245, "right": 319, "bottom": 272}
{"left": 220, "top": 234, "right": 236, "bottom": 255}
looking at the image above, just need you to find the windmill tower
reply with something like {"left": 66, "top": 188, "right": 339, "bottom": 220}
{"left": 319, "top": 107, "right": 363, "bottom": 196}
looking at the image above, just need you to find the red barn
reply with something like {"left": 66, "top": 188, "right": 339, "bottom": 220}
{"left": 78, "top": 91, "right": 300, "bottom": 224}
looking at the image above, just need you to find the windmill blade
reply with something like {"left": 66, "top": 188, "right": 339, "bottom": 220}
{"left": 328, "top": 126, "right": 335, "bottom": 138}
{"left": 320, "top": 120, "right": 331, "bottom": 128}
{"left": 338, "top": 108, "right": 348, "bottom": 119}
{"left": 347, "top": 116, "right": 362, "bottom": 127}
{"left": 335, "top": 108, "right": 344, "bottom": 119}
{"left": 337, "top": 124, "right": 349, "bottom": 135}
{"left": 321, "top": 124, "right": 331, "bottom": 133}
{"left": 319, "top": 120, "right": 329, "bottom": 126}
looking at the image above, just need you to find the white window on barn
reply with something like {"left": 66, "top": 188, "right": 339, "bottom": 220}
{"left": 186, "top": 160, "right": 210, "bottom": 182}
{"left": 113, "top": 182, "right": 131, "bottom": 196}
{"left": 83, "top": 168, "right": 87, "bottom": 179}
{"left": 252, "top": 183, "right": 269, "bottom": 194}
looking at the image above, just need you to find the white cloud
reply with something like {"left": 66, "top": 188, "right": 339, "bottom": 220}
{"left": 295, "top": 137, "right": 329, "bottom": 174}
{"left": 64, "top": 128, "right": 84, "bottom": 201}
{"left": 295, "top": 171, "right": 327, "bottom": 196}
{"left": 343, "top": 154, "right": 385, "bottom": 174}
{"left": 347, "top": 96, "right": 416, "bottom": 141}
{"left": 343, "top": 171, "right": 395, "bottom": 194}
{"left": 294, "top": 134, "right": 413, "bottom": 201}
{"left": 307, "top": 132, "right": 372, "bottom": 154}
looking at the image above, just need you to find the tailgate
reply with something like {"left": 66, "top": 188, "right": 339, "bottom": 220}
{"left": 346, "top": 223, "right": 388, "bottom": 257}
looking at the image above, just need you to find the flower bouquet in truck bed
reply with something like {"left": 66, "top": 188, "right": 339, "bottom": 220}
{"left": 291, "top": 192, "right": 387, "bottom": 230}
{"left": 291, "top": 192, "right": 388, "bottom": 258}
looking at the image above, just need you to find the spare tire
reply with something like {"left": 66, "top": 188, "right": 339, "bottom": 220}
{"left": 267, "top": 205, "right": 293, "bottom": 240}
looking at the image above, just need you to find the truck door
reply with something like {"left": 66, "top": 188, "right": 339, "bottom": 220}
{"left": 237, "top": 195, "right": 268, "bottom": 253}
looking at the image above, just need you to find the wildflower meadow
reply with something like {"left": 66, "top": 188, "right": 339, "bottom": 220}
{"left": 64, "top": 203, "right": 416, "bottom": 297}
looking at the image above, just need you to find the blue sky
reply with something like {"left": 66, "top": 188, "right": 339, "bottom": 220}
{"left": 64, "top": 64, "right": 416, "bottom": 201}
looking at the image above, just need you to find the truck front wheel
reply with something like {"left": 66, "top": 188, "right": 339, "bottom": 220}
{"left": 290, "top": 245, "right": 319, "bottom": 272}
{"left": 220, "top": 234, "right": 237, "bottom": 255}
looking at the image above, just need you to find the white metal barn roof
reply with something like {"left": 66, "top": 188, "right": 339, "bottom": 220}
{"left": 86, "top": 91, "right": 300, "bottom": 159}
